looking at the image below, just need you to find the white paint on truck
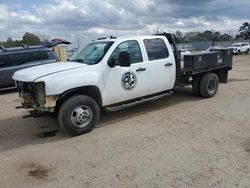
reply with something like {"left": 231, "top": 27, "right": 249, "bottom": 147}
{"left": 13, "top": 36, "right": 176, "bottom": 106}
{"left": 12, "top": 33, "right": 232, "bottom": 136}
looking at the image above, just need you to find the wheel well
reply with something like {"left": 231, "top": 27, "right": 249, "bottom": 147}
{"left": 54, "top": 86, "right": 102, "bottom": 114}
{"left": 212, "top": 69, "right": 229, "bottom": 83}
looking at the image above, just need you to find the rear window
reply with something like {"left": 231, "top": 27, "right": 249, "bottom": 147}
{"left": 0, "top": 50, "right": 49, "bottom": 68}
{"left": 143, "top": 38, "right": 169, "bottom": 61}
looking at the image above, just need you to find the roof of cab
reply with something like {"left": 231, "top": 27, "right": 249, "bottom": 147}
{"left": 94, "top": 35, "right": 165, "bottom": 42}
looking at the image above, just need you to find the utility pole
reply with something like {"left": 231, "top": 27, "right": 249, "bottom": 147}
{"left": 77, "top": 39, "right": 80, "bottom": 49}
{"left": 156, "top": 27, "right": 159, "bottom": 34}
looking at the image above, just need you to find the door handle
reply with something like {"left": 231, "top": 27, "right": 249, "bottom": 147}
{"left": 136, "top": 67, "right": 146, "bottom": 72}
{"left": 165, "top": 63, "right": 173, "bottom": 67}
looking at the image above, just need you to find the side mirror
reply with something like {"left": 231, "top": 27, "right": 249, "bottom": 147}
{"left": 108, "top": 58, "right": 115, "bottom": 67}
{"left": 119, "top": 51, "right": 131, "bottom": 67}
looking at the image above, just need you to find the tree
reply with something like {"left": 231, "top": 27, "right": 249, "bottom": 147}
{"left": 175, "top": 31, "right": 185, "bottom": 43}
{"left": 4, "top": 37, "right": 21, "bottom": 47}
{"left": 196, "top": 32, "right": 206, "bottom": 41}
{"left": 211, "top": 32, "right": 221, "bottom": 41}
{"left": 239, "top": 22, "right": 250, "bottom": 39}
{"left": 185, "top": 32, "right": 199, "bottom": 42}
{"left": 22, "top": 32, "right": 41, "bottom": 45}
{"left": 220, "top": 34, "right": 233, "bottom": 41}
{"left": 203, "top": 30, "right": 213, "bottom": 41}
{"left": 0, "top": 32, "right": 42, "bottom": 48}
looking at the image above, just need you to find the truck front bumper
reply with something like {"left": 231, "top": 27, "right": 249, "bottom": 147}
{"left": 17, "top": 81, "right": 58, "bottom": 113}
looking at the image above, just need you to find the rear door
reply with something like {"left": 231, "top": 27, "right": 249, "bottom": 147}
{"left": 103, "top": 39, "right": 148, "bottom": 105}
{"left": 242, "top": 43, "right": 248, "bottom": 52}
{"left": 143, "top": 37, "right": 176, "bottom": 94}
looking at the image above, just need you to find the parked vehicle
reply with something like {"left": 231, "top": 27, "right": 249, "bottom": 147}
{"left": 203, "top": 46, "right": 224, "bottom": 53}
{"left": 179, "top": 49, "right": 191, "bottom": 60}
{"left": 0, "top": 39, "right": 71, "bottom": 90}
{"left": 13, "top": 33, "right": 233, "bottom": 136}
{"left": 228, "top": 42, "right": 250, "bottom": 55}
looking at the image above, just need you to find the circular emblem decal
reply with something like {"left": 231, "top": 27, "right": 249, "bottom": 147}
{"left": 121, "top": 72, "right": 137, "bottom": 90}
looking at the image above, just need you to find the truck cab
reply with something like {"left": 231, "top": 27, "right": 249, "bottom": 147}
{"left": 13, "top": 34, "right": 232, "bottom": 136}
{"left": 102, "top": 36, "right": 176, "bottom": 105}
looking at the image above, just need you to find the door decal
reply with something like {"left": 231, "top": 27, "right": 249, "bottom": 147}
{"left": 121, "top": 72, "right": 137, "bottom": 90}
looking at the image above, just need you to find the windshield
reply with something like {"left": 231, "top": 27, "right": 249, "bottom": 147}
{"left": 70, "top": 41, "right": 113, "bottom": 65}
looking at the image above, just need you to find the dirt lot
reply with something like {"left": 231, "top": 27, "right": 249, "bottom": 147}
{"left": 0, "top": 55, "right": 250, "bottom": 188}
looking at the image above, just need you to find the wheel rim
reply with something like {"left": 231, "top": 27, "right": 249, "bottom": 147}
{"left": 207, "top": 79, "right": 216, "bottom": 93}
{"left": 71, "top": 105, "right": 93, "bottom": 128}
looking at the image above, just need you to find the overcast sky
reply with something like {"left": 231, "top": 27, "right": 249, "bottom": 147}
{"left": 0, "top": 0, "right": 249, "bottom": 47}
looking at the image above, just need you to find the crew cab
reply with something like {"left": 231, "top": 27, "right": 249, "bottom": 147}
{"left": 13, "top": 33, "right": 233, "bottom": 136}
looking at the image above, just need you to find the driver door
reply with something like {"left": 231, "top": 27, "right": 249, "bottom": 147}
{"left": 103, "top": 40, "right": 148, "bottom": 105}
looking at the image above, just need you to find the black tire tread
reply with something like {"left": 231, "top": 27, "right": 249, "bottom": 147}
{"left": 199, "top": 73, "right": 219, "bottom": 98}
{"left": 58, "top": 95, "right": 100, "bottom": 136}
{"left": 192, "top": 75, "right": 202, "bottom": 97}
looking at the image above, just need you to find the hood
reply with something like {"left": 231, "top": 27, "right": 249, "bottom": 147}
{"left": 13, "top": 62, "right": 86, "bottom": 82}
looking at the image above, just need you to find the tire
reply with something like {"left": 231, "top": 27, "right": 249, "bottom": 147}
{"left": 237, "top": 50, "right": 241, "bottom": 55}
{"left": 58, "top": 95, "right": 100, "bottom": 136}
{"left": 246, "top": 49, "right": 249, "bottom": 54}
{"left": 192, "top": 75, "right": 202, "bottom": 97}
{"left": 199, "top": 73, "right": 219, "bottom": 98}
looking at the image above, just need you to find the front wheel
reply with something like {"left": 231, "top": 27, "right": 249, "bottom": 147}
{"left": 58, "top": 95, "right": 100, "bottom": 136}
{"left": 246, "top": 49, "right": 249, "bottom": 54}
{"left": 199, "top": 73, "right": 219, "bottom": 98}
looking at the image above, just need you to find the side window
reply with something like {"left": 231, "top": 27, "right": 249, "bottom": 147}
{"left": 8, "top": 53, "right": 32, "bottom": 66}
{"left": 143, "top": 38, "right": 169, "bottom": 61}
{"left": 31, "top": 51, "right": 49, "bottom": 61}
{"left": 47, "top": 50, "right": 57, "bottom": 60}
{"left": 0, "top": 51, "right": 49, "bottom": 68}
{"left": 109, "top": 40, "right": 143, "bottom": 66}
{"left": 0, "top": 55, "right": 10, "bottom": 68}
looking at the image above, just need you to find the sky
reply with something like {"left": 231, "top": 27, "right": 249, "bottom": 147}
{"left": 0, "top": 0, "right": 249, "bottom": 48}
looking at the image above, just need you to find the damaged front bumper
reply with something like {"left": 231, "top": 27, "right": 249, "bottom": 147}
{"left": 16, "top": 81, "right": 58, "bottom": 115}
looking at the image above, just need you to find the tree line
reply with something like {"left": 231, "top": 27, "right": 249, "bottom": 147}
{"left": 0, "top": 32, "right": 42, "bottom": 48}
{"left": 174, "top": 30, "right": 233, "bottom": 43}
{"left": 0, "top": 22, "right": 249, "bottom": 47}
{"left": 175, "top": 22, "right": 250, "bottom": 43}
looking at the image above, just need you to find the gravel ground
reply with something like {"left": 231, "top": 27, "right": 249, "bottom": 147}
{"left": 0, "top": 54, "right": 250, "bottom": 188}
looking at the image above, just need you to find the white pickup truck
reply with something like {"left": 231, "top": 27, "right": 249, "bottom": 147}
{"left": 13, "top": 33, "right": 233, "bottom": 136}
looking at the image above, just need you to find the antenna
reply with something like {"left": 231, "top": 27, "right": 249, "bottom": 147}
{"left": 110, "top": 35, "right": 117, "bottom": 39}
{"left": 156, "top": 27, "right": 160, "bottom": 34}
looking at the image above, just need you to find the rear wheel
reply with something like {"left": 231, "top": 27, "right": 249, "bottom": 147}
{"left": 246, "top": 49, "right": 249, "bottom": 54}
{"left": 58, "top": 95, "right": 100, "bottom": 136}
{"left": 199, "top": 73, "right": 219, "bottom": 98}
{"left": 237, "top": 50, "right": 241, "bottom": 55}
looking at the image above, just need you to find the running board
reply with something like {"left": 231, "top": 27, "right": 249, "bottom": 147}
{"left": 104, "top": 91, "right": 173, "bottom": 112}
